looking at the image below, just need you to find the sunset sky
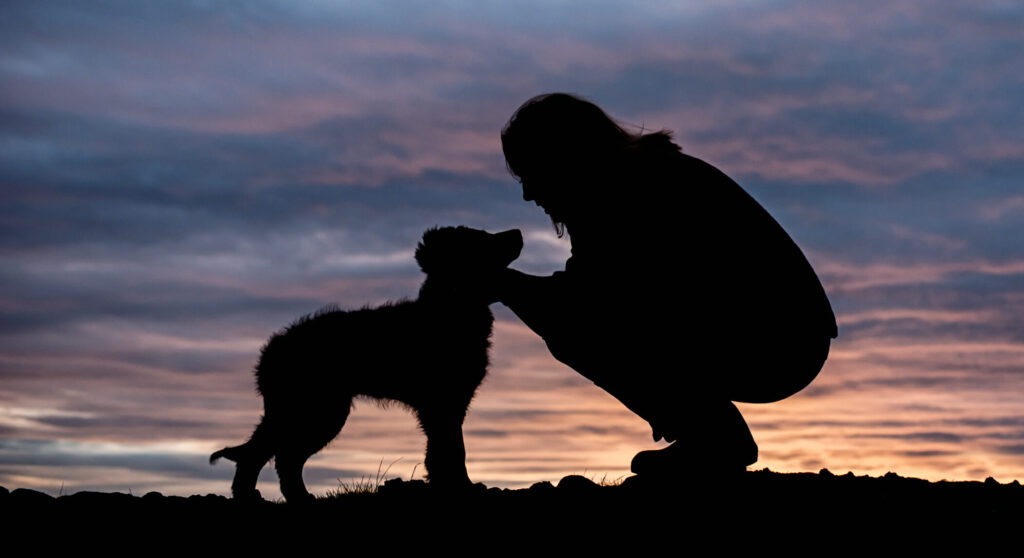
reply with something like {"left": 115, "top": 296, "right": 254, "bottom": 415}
{"left": 2, "top": 1, "right": 1023, "bottom": 499}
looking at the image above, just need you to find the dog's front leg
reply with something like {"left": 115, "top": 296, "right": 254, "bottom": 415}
{"left": 418, "top": 410, "right": 472, "bottom": 487}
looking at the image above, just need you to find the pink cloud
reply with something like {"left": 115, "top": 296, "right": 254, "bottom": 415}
{"left": 817, "top": 259, "right": 1024, "bottom": 291}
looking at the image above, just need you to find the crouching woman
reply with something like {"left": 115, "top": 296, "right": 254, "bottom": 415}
{"left": 496, "top": 93, "right": 837, "bottom": 475}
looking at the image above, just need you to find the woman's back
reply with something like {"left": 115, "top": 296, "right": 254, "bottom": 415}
{"left": 562, "top": 148, "right": 836, "bottom": 345}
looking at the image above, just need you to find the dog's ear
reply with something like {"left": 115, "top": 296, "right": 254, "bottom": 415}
{"left": 415, "top": 227, "right": 442, "bottom": 274}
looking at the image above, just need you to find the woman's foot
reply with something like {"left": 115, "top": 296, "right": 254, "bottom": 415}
{"left": 630, "top": 438, "right": 757, "bottom": 477}
{"left": 633, "top": 400, "right": 758, "bottom": 476}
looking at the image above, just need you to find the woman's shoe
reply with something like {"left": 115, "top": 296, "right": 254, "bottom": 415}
{"left": 630, "top": 439, "right": 756, "bottom": 477}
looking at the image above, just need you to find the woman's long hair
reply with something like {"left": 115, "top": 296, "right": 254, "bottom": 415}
{"left": 501, "top": 93, "right": 679, "bottom": 236}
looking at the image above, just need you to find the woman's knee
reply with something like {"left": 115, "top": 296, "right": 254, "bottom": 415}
{"left": 730, "top": 334, "right": 832, "bottom": 404}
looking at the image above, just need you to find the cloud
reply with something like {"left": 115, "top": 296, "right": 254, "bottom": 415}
{"left": 2, "top": 0, "right": 1024, "bottom": 492}
{"left": 851, "top": 432, "right": 963, "bottom": 444}
{"left": 0, "top": 438, "right": 217, "bottom": 478}
{"left": 901, "top": 450, "right": 960, "bottom": 458}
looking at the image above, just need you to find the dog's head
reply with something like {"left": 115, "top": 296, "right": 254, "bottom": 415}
{"left": 415, "top": 226, "right": 523, "bottom": 278}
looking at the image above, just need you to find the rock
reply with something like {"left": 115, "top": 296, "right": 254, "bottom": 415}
{"left": 556, "top": 475, "right": 599, "bottom": 492}
{"left": 61, "top": 491, "right": 137, "bottom": 508}
{"left": 10, "top": 488, "right": 55, "bottom": 506}
{"left": 378, "top": 478, "right": 428, "bottom": 496}
{"left": 528, "top": 480, "right": 555, "bottom": 492}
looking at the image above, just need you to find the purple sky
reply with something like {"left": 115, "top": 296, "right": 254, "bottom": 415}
{"left": 2, "top": 1, "right": 1023, "bottom": 497}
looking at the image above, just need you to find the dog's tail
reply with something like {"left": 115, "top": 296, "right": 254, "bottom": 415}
{"left": 210, "top": 420, "right": 274, "bottom": 465}
{"left": 210, "top": 444, "right": 246, "bottom": 464}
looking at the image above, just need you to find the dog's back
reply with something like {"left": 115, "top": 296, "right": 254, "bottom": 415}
{"left": 256, "top": 299, "right": 494, "bottom": 410}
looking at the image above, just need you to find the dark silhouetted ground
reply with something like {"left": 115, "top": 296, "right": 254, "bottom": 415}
{"left": 3, "top": 469, "right": 1020, "bottom": 549}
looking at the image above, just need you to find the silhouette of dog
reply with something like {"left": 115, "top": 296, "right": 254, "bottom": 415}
{"left": 210, "top": 226, "right": 523, "bottom": 502}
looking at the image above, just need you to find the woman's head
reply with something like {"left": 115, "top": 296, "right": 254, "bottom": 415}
{"left": 501, "top": 93, "right": 630, "bottom": 179}
{"left": 501, "top": 93, "right": 676, "bottom": 234}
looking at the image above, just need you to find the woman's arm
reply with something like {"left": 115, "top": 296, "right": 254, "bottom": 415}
{"left": 497, "top": 268, "right": 573, "bottom": 341}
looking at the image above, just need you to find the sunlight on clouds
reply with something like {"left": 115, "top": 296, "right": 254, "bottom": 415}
{"left": 37, "top": 439, "right": 217, "bottom": 456}
{"left": 0, "top": 407, "right": 95, "bottom": 432}
{"left": 694, "top": 135, "right": 955, "bottom": 186}
{"left": 886, "top": 224, "right": 967, "bottom": 252}
{"left": 2, "top": 407, "right": 96, "bottom": 420}
{"left": 820, "top": 259, "right": 1024, "bottom": 291}
{"left": 80, "top": 325, "right": 265, "bottom": 354}
{"left": 743, "top": 336, "right": 1024, "bottom": 483}
{"left": 321, "top": 249, "right": 416, "bottom": 270}
{"left": 838, "top": 308, "right": 1000, "bottom": 326}
{"left": 977, "top": 195, "right": 1024, "bottom": 221}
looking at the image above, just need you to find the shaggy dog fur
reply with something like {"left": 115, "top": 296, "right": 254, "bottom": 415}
{"left": 210, "top": 226, "right": 523, "bottom": 502}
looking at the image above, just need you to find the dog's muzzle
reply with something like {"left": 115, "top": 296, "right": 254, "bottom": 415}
{"left": 496, "top": 229, "right": 524, "bottom": 266}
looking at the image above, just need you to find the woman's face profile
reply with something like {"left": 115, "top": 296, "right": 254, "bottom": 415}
{"left": 520, "top": 175, "right": 558, "bottom": 216}
{"left": 518, "top": 162, "right": 573, "bottom": 224}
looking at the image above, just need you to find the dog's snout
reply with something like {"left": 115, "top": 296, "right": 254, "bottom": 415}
{"left": 497, "top": 229, "right": 523, "bottom": 263}
{"left": 504, "top": 228, "right": 524, "bottom": 248}
{"left": 503, "top": 228, "right": 523, "bottom": 247}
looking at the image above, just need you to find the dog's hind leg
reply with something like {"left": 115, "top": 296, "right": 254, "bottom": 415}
{"left": 275, "top": 451, "right": 314, "bottom": 504}
{"left": 274, "top": 403, "right": 351, "bottom": 503}
{"left": 417, "top": 408, "right": 472, "bottom": 487}
{"left": 219, "top": 419, "right": 275, "bottom": 501}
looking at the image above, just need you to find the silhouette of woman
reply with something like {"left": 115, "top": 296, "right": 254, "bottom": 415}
{"left": 497, "top": 93, "right": 837, "bottom": 475}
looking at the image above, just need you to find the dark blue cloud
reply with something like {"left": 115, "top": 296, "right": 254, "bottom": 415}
{"left": 901, "top": 450, "right": 960, "bottom": 458}
{"left": 852, "top": 432, "right": 963, "bottom": 443}
{"left": 0, "top": 438, "right": 224, "bottom": 480}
